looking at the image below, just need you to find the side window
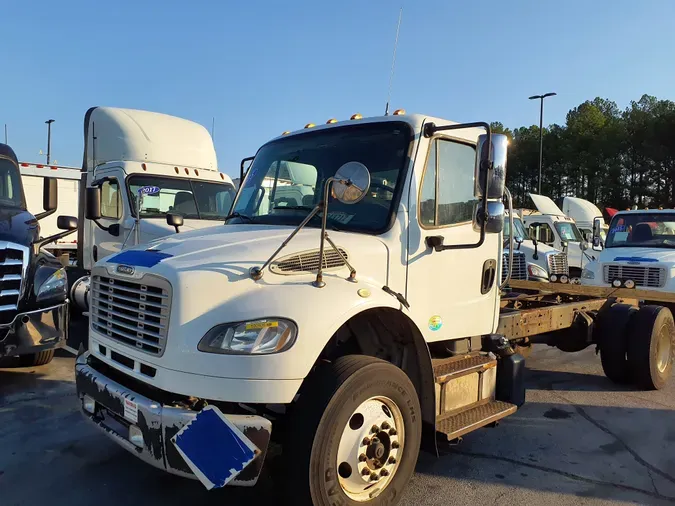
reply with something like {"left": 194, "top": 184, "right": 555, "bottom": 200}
{"left": 100, "top": 180, "right": 122, "bottom": 219}
{"left": 419, "top": 138, "right": 477, "bottom": 227}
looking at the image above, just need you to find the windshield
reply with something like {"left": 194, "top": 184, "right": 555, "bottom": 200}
{"left": 128, "top": 175, "right": 235, "bottom": 220}
{"left": 555, "top": 221, "right": 583, "bottom": 242}
{"left": 605, "top": 213, "right": 675, "bottom": 249}
{"left": 0, "top": 159, "right": 25, "bottom": 209}
{"left": 231, "top": 122, "right": 412, "bottom": 233}
{"left": 504, "top": 217, "right": 528, "bottom": 240}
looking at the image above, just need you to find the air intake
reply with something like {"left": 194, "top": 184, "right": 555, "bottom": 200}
{"left": 270, "top": 248, "right": 349, "bottom": 275}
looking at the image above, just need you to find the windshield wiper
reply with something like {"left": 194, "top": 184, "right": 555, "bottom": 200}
{"left": 224, "top": 212, "right": 254, "bottom": 223}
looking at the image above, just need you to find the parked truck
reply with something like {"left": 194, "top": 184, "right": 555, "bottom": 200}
{"left": 20, "top": 162, "right": 80, "bottom": 261}
{"left": 0, "top": 143, "right": 76, "bottom": 365}
{"left": 75, "top": 112, "right": 674, "bottom": 505}
{"left": 64, "top": 106, "right": 237, "bottom": 316}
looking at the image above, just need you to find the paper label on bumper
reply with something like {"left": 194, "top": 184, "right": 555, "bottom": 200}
{"left": 123, "top": 399, "right": 138, "bottom": 423}
{"left": 171, "top": 405, "right": 258, "bottom": 489}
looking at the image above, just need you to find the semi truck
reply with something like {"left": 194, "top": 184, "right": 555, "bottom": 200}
{"left": 0, "top": 143, "right": 76, "bottom": 366}
{"left": 63, "top": 106, "right": 237, "bottom": 316}
{"left": 20, "top": 162, "right": 80, "bottom": 262}
{"left": 74, "top": 111, "right": 674, "bottom": 505}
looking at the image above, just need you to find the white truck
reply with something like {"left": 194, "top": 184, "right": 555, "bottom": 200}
{"left": 504, "top": 213, "right": 569, "bottom": 283}
{"left": 65, "top": 106, "right": 236, "bottom": 314}
{"left": 561, "top": 196, "right": 608, "bottom": 243}
{"left": 20, "top": 162, "right": 80, "bottom": 261}
{"left": 521, "top": 194, "right": 599, "bottom": 278}
{"left": 75, "top": 112, "right": 674, "bottom": 505}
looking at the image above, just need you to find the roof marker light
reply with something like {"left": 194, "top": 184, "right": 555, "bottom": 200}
{"left": 393, "top": 109, "right": 406, "bottom": 115}
{"left": 184, "top": 168, "right": 189, "bottom": 175}
{"left": 36, "top": 164, "right": 44, "bottom": 168}
{"left": 141, "top": 163, "right": 147, "bottom": 171}
{"left": 174, "top": 167, "right": 179, "bottom": 174}
{"left": 194, "top": 169, "right": 199, "bottom": 176}
{"left": 304, "top": 123, "right": 315, "bottom": 129}
{"left": 220, "top": 173, "right": 225, "bottom": 180}
{"left": 350, "top": 113, "right": 363, "bottom": 120}
{"left": 20, "top": 163, "right": 28, "bottom": 167}
{"left": 326, "top": 118, "right": 338, "bottom": 124}
{"left": 282, "top": 131, "right": 290, "bottom": 135}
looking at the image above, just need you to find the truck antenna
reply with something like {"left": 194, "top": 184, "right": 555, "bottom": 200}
{"left": 384, "top": 7, "right": 403, "bottom": 116}
{"left": 211, "top": 117, "right": 215, "bottom": 141}
{"left": 3, "top": 124, "right": 7, "bottom": 144}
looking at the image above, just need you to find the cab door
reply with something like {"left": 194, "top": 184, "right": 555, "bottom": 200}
{"left": 405, "top": 135, "right": 500, "bottom": 342}
{"left": 91, "top": 168, "right": 127, "bottom": 262}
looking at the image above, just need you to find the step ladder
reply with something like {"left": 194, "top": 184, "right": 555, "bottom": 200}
{"left": 433, "top": 354, "right": 517, "bottom": 441}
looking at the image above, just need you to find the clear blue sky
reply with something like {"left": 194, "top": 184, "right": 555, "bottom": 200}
{"left": 3, "top": 0, "right": 674, "bottom": 177}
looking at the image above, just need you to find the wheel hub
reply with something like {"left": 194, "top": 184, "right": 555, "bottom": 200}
{"left": 656, "top": 325, "right": 673, "bottom": 374}
{"left": 336, "top": 396, "right": 404, "bottom": 501}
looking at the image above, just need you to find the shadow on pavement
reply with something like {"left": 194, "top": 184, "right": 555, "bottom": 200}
{"left": 525, "top": 367, "right": 634, "bottom": 393}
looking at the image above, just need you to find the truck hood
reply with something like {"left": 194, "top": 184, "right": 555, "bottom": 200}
{"left": 0, "top": 207, "right": 39, "bottom": 246}
{"left": 529, "top": 193, "right": 565, "bottom": 216}
{"left": 137, "top": 217, "right": 224, "bottom": 240}
{"left": 599, "top": 246, "right": 675, "bottom": 265}
{"left": 102, "top": 224, "right": 389, "bottom": 285}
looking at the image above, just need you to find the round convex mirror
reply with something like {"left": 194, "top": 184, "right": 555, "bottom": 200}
{"left": 332, "top": 162, "right": 371, "bottom": 204}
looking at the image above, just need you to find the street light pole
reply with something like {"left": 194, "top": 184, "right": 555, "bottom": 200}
{"left": 45, "top": 119, "right": 55, "bottom": 164}
{"left": 528, "top": 92, "right": 556, "bottom": 194}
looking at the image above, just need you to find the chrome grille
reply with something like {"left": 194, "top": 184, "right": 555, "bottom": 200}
{"left": 270, "top": 248, "right": 348, "bottom": 275}
{"left": 0, "top": 242, "right": 28, "bottom": 322}
{"left": 547, "top": 252, "right": 569, "bottom": 276}
{"left": 90, "top": 270, "right": 171, "bottom": 355}
{"left": 603, "top": 264, "right": 666, "bottom": 288}
{"left": 502, "top": 251, "right": 527, "bottom": 283}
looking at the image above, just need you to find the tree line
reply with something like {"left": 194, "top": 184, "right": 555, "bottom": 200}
{"left": 491, "top": 94, "right": 675, "bottom": 213}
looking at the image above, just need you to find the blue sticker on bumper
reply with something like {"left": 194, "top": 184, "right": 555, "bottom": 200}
{"left": 108, "top": 249, "right": 173, "bottom": 267}
{"left": 171, "top": 406, "right": 258, "bottom": 489}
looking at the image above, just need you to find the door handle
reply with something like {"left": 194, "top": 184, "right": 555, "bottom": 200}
{"left": 481, "top": 259, "right": 497, "bottom": 294}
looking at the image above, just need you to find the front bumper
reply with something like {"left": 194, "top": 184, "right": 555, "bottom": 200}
{"left": 75, "top": 352, "right": 272, "bottom": 487}
{"left": 0, "top": 302, "right": 68, "bottom": 358}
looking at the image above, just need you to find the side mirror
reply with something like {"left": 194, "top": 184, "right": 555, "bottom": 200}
{"left": 484, "top": 201, "right": 505, "bottom": 234}
{"left": 592, "top": 217, "right": 603, "bottom": 241}
{"left": 560, "top": 240, "right": 568, "bottom": 251}
{"left": 85, "top": 187, "right": 101, "bottom": 220}
{"left": 43, "top": 177, "right": 58, "bottom": 212}
{"left": 166, "top": 212, "right": 184, "bottom": 233}
{"left": 528, "top": 226, "right": 537, "bottom": 241}
{"left": 474, "top": 134, "right": 508, "bottom": 200}
{"left": 57, "top": 215, "right": 78, "bottom": 231}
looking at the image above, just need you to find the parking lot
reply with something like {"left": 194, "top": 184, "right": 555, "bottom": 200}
{"left": 1, "top": 344, "right": 674, "bottom": 506}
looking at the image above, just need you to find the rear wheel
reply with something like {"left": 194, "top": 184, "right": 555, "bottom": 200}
{"left": 627, "top": 305, "right": 674, "bottom": 390}
{"left": 282, "top": 355, "right": 421, "bottom": 506}
{"left": 595, "top": 303, "right": 636, "bottom": 384}
{"left": 18, "top": 349, "right": 55, "bottom": 367}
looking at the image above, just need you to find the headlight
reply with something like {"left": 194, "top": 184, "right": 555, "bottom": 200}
{"left": 527, "top": 263, "right": 548, "bottom": 279}
{"left": 198, "top": 318, "right": 297, "bottom": 355}
{"left": 581, "top": 268, "right": 595, "bottom": 280}
{"left": 36, "top": 267, "right": 67, "bottom": 302}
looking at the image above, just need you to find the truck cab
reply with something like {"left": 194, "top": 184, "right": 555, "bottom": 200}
{"left": 68, "top": 107, "right": 237, "bottom": 313}
{"left": 522, "top": 193, "right": 597, "bottom": 277}
{"left": 581, "top": 209, "right": 675, "bottom": 292}
{"left": 0, "top": 143, "right": 77, "bottom": 366}
{"left": 504, "top": 213, "right": 569, "bottom": 282}
{"left": 75, "top": 112, "right": 526, "bottom": 504}
{"left": 561, "top": 196, "right": 608, "bottom": 243}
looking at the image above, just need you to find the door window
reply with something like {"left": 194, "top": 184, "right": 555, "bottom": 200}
{"left": 419, "top": 138, "right": 477, "bottom": 227}
{"left": 100, "top": 180, "right": 122, "bottom": 219}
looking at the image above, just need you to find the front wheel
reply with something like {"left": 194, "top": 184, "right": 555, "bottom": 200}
{"left": 282, "top": 355, "right": 422, "bottom": 506}
{"left": 18, "top": 349, "right": 55, "bottom": 367}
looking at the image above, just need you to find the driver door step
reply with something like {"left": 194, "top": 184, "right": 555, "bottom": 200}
{"left": 436, "top": 400, "right": 517, "bottom": 441}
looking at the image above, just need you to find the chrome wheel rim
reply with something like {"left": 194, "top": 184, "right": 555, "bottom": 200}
{"left": 336, "top": 396, "right": 404, "bottom": 501}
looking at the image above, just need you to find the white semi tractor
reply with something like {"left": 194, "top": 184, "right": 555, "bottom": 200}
{"left": 75, "top": 112, "right": 674, "bottom": 505}
{"left": 63, "top": 107, "right": 236, "bottom": 314}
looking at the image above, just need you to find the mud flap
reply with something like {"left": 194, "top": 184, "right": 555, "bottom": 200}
{"left": 171, "top": 405, "right": 260, "bottom": 489}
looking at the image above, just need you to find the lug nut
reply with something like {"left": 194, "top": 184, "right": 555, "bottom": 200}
{"left": 359, "top": 453, "right": 367, "bottom": 462}
{"left": 389, "top": 428, "right": 397, "bottom": 436}
{"left": 371, "top": 425, "right": 379, "bottom": 434}
{"left": 362, "top": 437, "right": 370, "bottom": 446}
{"left": 381, "top": 421, "right": 390, "bottom": 430}
{"left": 362, "top": 468, "right": 371, "bottom": 476}
{"left": 370, "top": 472, "right": 379, "bottom": 481}
{"left": 388, "top": 456, "right": 396, "bottom": 464}
{"left": 371, "top": 437, "right": 379, "bottom": 444}
{"left": 380, "top": 469, "right": 389, "bottom": 477}
{"left": 391, "top": 441, "right": 400, "bottom": 449}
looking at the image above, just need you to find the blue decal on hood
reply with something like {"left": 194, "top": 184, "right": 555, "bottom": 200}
{"left": 108, "top": 249, "right": 173, "bottom": 267}
{"left": 613, "top": 257, "right": 659, "bottom": 263}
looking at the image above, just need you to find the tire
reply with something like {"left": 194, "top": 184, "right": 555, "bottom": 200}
{"left": 18, "top": 349, "right": 55, "bottom": 367}
{"left": 595, "top": 304, "right": 636, "bottom": 384}
{"left": 627, "top": 305, "right": 675, "bottom": 390}
{"left": 282, "top": 355, "right": 422, "bottom": 506}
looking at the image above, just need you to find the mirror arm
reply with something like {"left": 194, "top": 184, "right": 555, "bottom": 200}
{"left": 499, "top": 187, "right": 514, "bottom": 290}
{"left": 33, "top": 228, "right": 77, "bottom": 251}
{"left": 313, "top": 177, "right": 336, "bottom": 288}
{"left": 91, "top": 219, "right": 111, "bottom": 232}
{"left": 34, "top": 209, "right": 56, "bottom": 221}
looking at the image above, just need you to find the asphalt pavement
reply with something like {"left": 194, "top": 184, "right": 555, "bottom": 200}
{"left": 1, "top": 344, "right": 674, "bottom": 505}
